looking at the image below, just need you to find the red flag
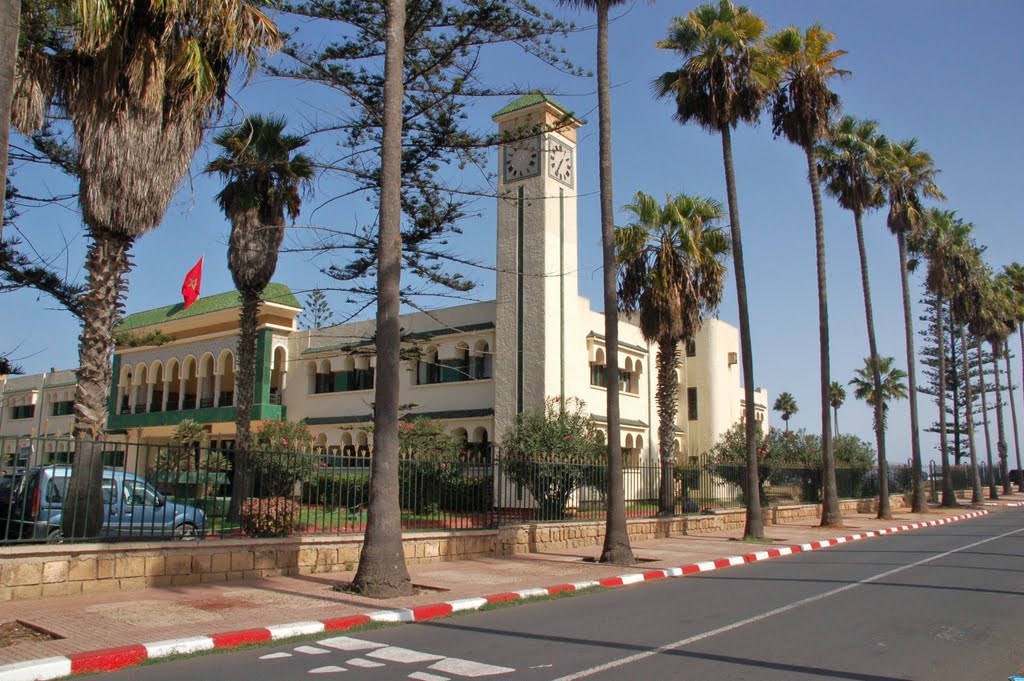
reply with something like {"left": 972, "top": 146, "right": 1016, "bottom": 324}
{"left": 181, "top": 256, "right": 203, "bottom": 309}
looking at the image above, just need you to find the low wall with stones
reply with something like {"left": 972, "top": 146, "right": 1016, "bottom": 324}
{"left": 0, "top": 495, "right": 917, "bottom": 601}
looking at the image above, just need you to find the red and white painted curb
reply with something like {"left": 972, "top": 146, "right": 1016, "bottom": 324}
{"left": 0, "top": 509, "right": 991, "bottom": 681}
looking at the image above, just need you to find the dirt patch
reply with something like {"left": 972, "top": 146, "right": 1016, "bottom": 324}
{"left": 331, "top": 582, "right": 448, "bottom": 596}
{"left": 85, "top": 600, "right": 221, "bottom": 626}
{"left": 0, "top": 621, "right": 61, "bottom": 648}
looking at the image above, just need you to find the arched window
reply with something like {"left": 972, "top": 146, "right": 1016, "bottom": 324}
{"left": 270, "top": 346, "right": 287, "bottom": 404}
{"left": 314, "top": 359, "right": 335, "bottom": 394}
{"left": 623, "top": 433, "right": 635, "bottom": 468}
{"left": 165, "top": 359, "right": 181, "bottom": 412}
{"left": 218, "top": 350, "right": 235, "bottom": 407}
{"left": 471, "top": 426, "right": 491, "bottom": 463}
{"left": 182, "top": 356, "right": 198, "bottom": 409}
{"left": 453, "top": 343, "right": 470, "bottom": 382}
{"left": 472, "top": 340, "right": 492, "bottom": 379}
{"left": 149, "top": 362, "right": 164, "bottom": 413}
{"left": 133, "top": 364, "right": 149, "bottom": 413}
{"left": 590, "top": 348, "right": 607, "bottom": 387}
{"left": 418, "top": 345, "right": 441, "bottom": 385}
{"left": 198, "top": 354, "right": 216, "bottom": 408}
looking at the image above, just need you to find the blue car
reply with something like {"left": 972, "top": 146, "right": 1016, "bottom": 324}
{"left": 3, "top": 465, "right": 205, "bottom": 542}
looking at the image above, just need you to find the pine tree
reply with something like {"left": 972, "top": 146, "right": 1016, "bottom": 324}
{"left": 299, "top": 288, "right": 334, "bottom": 330}
{"left": 918, "top": 292, "right": 997, "bottom": 464}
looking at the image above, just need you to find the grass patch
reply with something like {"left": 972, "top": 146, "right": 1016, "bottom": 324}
{"left": 476, "top": 585, "right": 605, "bottom": 613}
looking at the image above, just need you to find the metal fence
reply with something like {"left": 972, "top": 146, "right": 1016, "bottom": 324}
{"left": 0, "top": 436, "right": 1000, "bottom": 545}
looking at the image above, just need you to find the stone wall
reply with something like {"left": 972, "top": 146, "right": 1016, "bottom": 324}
{"left": 0, "top": 495, "right": 918, "bottom": 601}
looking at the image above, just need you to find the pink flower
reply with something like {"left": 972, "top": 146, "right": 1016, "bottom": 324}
{"left": 565, "top": 435, "right": 573, "bottom": 441}
{"left": 282, "top": 438, "right": 288, "bottom": 446}
{"left": 441, "top": 463, "right": 447, "bottom": 469}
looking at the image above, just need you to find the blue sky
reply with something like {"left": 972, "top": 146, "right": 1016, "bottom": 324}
{"left": 4, "top": 0, "right": 1023, "bottom": 466}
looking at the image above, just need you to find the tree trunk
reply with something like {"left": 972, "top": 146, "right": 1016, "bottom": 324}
{"left": 851, "top": 206, "right": 889, "bottom": 518}
{"left": 1003, "top": 347, "right": 1023, "bottom": 493}
{"left": 64, "top": 228, "right": 132, "bottom": 537}
{"left": 897, "top": 232, "right": 927, "bottom": 512}
{"left": 228, "top": 292, "right": 259, "bottom": 521}
{"left": 935, "top": 293, "right": 955, "bottom": 506}
{"left": 960, "top": 326, "right": 982, "bottom": 503}
{"left": 596, "top": 0, "right": 633, "bottom": 565}
{"left": 949, "top": 310, "right": 962, "bottom": 466}
{"left": 804, "top": 149, "right": 840, "bottom": 526}
{"left": 0, "top": 0, "right": 20, "bottom": 242}
{"left": 990, "top": 340, "right": 1011, "bottom": 495}
{"left": 977, "top": 337, "right": 998, "bottom": 499}
{"left": 833, "top": 406, "right": 839, "bottom": 438}
{"left": 352, "top": 0, "right": 413, "bottom": 598}
{"left": 657, "top": 338, "right": 680, "bottom": 516}
{"left": 720, "top": 125, "right": 763, "bottom": 538}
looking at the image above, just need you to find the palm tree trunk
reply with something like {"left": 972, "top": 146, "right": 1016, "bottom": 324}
{"left": 228, "top": 292, "right": 258, "bottom": 521}
{"left": 804, "top": 149, "right": 840, "bottom": 526}
{"left": 897, "top": 231, "right": 927, "bottom": 512}
{"left": 0, "top": 0, "right": 20, "bottom": 242}
{"left": 949, "top": 313, "right": 962, "bottom": 465}
{"left": 991, "top": 340, "right": 1011, "bottom": 495}
{"left": 720, "top": 125, "right": 763, "bottom": 538}
{"left": 63, "top": 228, "right": 132, "bottom": 538}
{"left": 352, "top": 0, "right": 413, "bottom": 597}
{"left": 657, "top": 338, "right": 680, "bottom": 516}
{"left": 596, "top": 0, "right": 633, "bottom": 565}
{"left": 977, "top": 337, "right": 998, "bottom": 499}
{"left": 851, "top": 206, "right": 890, "bottom": 518}
{"left": 960, "top": 326, "right": 982, "bottom": 503}
{"left": 1002, "top": 347, "right": 1023, "bottom": 493}
{"left": 935, "top": 292, "right": 955, "bottom": 506}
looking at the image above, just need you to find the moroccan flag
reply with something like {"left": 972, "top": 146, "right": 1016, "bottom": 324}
{"left": 181, "top": 256, "right": 203, "bottom": 309}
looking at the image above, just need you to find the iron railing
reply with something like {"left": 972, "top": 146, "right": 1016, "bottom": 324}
{"left": 0, "top": 435, "right": 1007, "bottom": 545}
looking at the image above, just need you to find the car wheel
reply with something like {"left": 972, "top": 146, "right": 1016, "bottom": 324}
{"left": 173, "top": 523, "right": 200, "bottom": 541}
{"left": 46, "top": 528, "right": 64, "bottom": 544}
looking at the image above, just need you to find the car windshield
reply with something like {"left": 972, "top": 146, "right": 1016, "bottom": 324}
{"left": 123, "top": 480, "right": 162, "bottom": 506}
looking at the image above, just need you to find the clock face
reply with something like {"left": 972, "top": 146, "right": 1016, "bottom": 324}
{"left": 503, "top": 137, "right": 540, "bottom": 182}
{"left": 547, "top": 139, "right": 574, "bottom": 187}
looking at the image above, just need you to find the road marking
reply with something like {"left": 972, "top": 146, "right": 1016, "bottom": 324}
{"left": 554, "top": 524, "right": 1024, "bottom": 680}
{"left": 318, "top": 637, "right": 386, "bottom": 651}
{"left": 309, "top": 665, "right": 347, "bottom": 674}
{"left": 409, "top": 673, "right": 450, "bottom": 681}
{"left": 295, "top": 646, "right": 331, "bottom": 655}
{"left": 259, "top": 652, "right": 292, "bottom": 660}
{"left": 427, "top": 657, "right": 515, "bottom": 677}
{"left": 346, "top": 658, "right": 386, "bottom": 668}
{"left": 366, "top": 646, "right": 445, "bottom": 663}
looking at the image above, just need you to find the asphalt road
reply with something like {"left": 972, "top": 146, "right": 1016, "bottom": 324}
{"left": 101, "top": 510, "right": 1024, "bottom": 681}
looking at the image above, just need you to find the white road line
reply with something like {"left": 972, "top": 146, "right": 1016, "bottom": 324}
{"left": 259, "top": 652, "right": 293, "bottom": 660}
{"left": 295, "top": 646, "right": 331, "bottom": 655}
{"left": 553, "top": 524, "right": 1024, "bottom": 681}
{"left": 309, "top": 665, "right": 347, "bottom": 674}
{"left": 409, "top": 672, "right": 450, "bottom": 681}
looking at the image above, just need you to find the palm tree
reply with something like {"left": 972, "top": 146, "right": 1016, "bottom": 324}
{"left": 561, "top": 0, "right": 634, "bottom": 565}
{"left": 767, "top": 24, "right": 847, "bottom": 526}
{"left": 918, "top": 209, "right": 973, "bottom": 507}
{"left": 773, "top": 392, "right": 799, "bottom": 433}
{"left": 829, "top": 381, "right": 846, "bottom": 437}
{"left": 352, "top": 0, "right": 415, "bottom": 597}
{"left": 207, "top": 115, "right": 313, "bottom": 521}
{"left": 1001, "top": 263, "right": 1024, "bottom": 493}
{"left": 849, "top": 356, "right": 908, "bottom": 436}
{"left": 817, "top": 116, "right": 892, "bottom": 517}
{"left": 950, "top": 245, "right": 985, "bottom": 503}
{"left": 616, "top": 191, "right": 729, "bottom": 516}
{"left": 655, "top": 0, "right": 777, "bottom": 539}
{"left": 878, "top": 139, "right": 944, "bottom": 513}
{"left": 12, "top": 1, "right": 280, "bottom": 538}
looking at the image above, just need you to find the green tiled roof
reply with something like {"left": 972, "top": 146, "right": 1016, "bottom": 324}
{"left": 492, "top": 92, "right": 575, "bottom": 119}
{"left": 119, "top": 283, "right": 300, "bottom": 332}
{"left": 586, "top": 332, "right": 649, "bottom": 355}
{"left": 591, "top": 415, "right": 649, "bottom": 429}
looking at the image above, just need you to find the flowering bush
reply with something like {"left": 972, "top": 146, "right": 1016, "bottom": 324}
{"left": 501, "top": 397, "right": 607, "bottom": 519}
{"left": 239, "top": 497, "right": 300, "bottom": 536}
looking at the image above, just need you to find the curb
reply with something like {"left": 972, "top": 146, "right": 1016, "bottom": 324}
{"left": 0, "top": 510, "right": 990, "bottom": 681}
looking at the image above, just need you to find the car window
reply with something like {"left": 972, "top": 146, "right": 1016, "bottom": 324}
{"left": 45, "top": 477, "right": 116, "bottom": 504}
{"left": 124, "top": 480, "right": 160, "bottom": 506}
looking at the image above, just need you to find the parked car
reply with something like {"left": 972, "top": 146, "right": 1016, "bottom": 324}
{"left": 3, "top": 466, "right": 205, "bottom": 542}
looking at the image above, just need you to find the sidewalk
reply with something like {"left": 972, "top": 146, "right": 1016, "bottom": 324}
{"left": 0, "top": 496, "right": 1020, "bottom": 678}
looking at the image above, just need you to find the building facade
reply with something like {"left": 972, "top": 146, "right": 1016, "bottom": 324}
{"left": 0, "top": 94, "right": 768, "bottom": 470}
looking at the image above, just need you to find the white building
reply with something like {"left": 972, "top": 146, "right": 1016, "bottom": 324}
{"left": 0, "top": 94, "right": 768, "bottom": 469}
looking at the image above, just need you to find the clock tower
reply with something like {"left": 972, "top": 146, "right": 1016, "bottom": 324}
{"left": 491, "top": 93, "right": 583, "bottom": 439}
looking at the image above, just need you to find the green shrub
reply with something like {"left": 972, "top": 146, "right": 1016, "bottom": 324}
{"left": 239, "top": 497, "right": 300, "bottom": 536}
{"left": 437, "top": 475, "right": 493, "bottom": 513}
{"left": 302, "top": 473, "right": 371, "bottom": 509}
{"left": 250, "top": 420, "right": 319, "bottom": 497}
